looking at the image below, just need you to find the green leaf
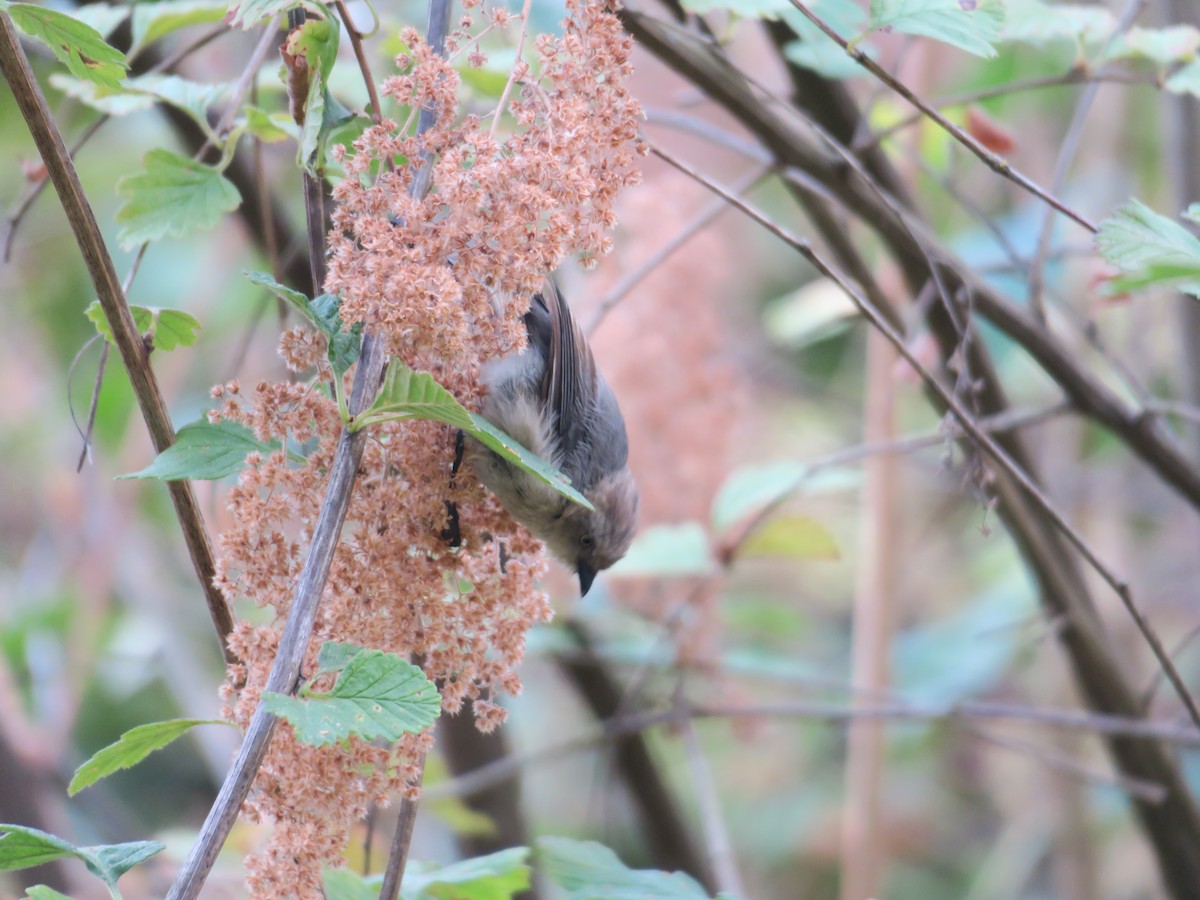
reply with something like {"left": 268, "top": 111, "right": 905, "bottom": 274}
{"left": 363, "top": 360, "right": 592, "bottom": 509}
{"left": 49, "top": 74, "right": 157, "bottom": 116}
{"left": 262, "top": 649, "right": 441, "bottom": 746}
{"left": 763, "top": 278, "right": 859, "bottom": 347}
{"left": 1001, "top": 0, "right": 1114, "bottom": 47}
{"left": 862, "top": 0, "right": 1005, "bottom": 58}
{"left": 737, "top": 515, "right": 840, "bottom": 561}
{"left": 85, "top": 300, "right": 201, "bottom": 352}
{"left": 712, "top": 462, "right": 859, "bottom": 533}
{"left": 607, "top": 523, "right": 716, "bottom": 578}
{"left": 322, "top": 868, "right": 380, "bottom": 900}
{"left": 538, "top": 837, "right": 711, "bottom": 900}
{"left": 1103, "top": 25, "right": 1200, "bottom": 65}
{"left": 1096, "top": 199, "right": 1200, "bottom": 298}
{"left": 119, "top": 418, "right": 280, "bottom": 481}
{"left": 69, "top": 718, "right": 229, "bottom": 796}
{"left": 243, "top": 106, "right": 298, "bottom": 142}
{"left": 316, "top": 640, "right": 368, "bottom": 676}
{"left": 24, "top": 887, "right": 73, "bottom": 900}
{"left": 0, "top": 825, "right": 163, "bottom": 891}
{"left": 779, "top": 1, "right": 870, "bottom": 77}
{"left": 4, "top": 3, "right": 127, "bottom": 88}
{"left": 243, "top": 272, "right": 363, "bottom": 376}
{"left": 130, "top": 0, "right": 230, "bottom": 55}
{"left": 679, "top": 0, "right": 792, "bottom": 16}
{"left": 403, "top": 848, "right": 532, "bottom": 899}
{"left": 287, "top": 15, "right": 339, "bottom": 80}
{"left": 1167, "top": 60, "right": 1200, "bottom": 98}
{"left": 67, "top": 3, "right": 130, "bottom": 39}
{"left": 115, "top": 149, "right": 240, "bottom": 250}
{"left": 230, "top": 0, "right": 319, "bottom": 29}
{"left": 127, "top": 74, "right": 232, "bottom": 140}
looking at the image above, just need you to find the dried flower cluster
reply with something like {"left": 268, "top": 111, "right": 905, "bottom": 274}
{"left": 212, "top": 0, "right": 642, "bottom": 893}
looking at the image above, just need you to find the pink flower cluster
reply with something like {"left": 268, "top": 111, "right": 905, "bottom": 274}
{"left": 211, "top": 0, "right": 642, "bottom": 893}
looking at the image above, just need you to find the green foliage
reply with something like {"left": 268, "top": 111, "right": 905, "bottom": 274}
{"left": 0, "top": 824, "right": 163, "bottom": 897}
{"left": 230, "top": 0, "right": 320, "bottom": 29}
{"left": 861, "top": 0, "right": 1005, "bottom": 58}
{"left": 2, "top": 2, "right": 127, "bottom": 88}
{"left": 608, "top": 522, "right": 716, "bottom": 578}
{"left": 244, "top": 271, "right": 363, "bottom": 377}
{"left": 1095, "top": 199, "right": 1200, "bottom": 298}
{"left": 322, "top": 848, "right": 531, "bottom": 899}
{"left": 243, "top": 106, "right": 298, "bottom": 142}
{"left": 1167, "top": 60, "right": 1200, "bottom": 98}
{"left": 262, "top": 647, "right": 441, "bottom": 747}
{"left": 781, "top": 1, "right": 872, "bottom": 78}
{"left": 65, "top": 2, "right": 130, "bottom": 39}
{"left": 360, "top": 360, "right": 593, "bottom": 509}
{"left": 737, "top": 514, "right": 840, "bottom": 561}
{"left": 114, "top": 149, "right": 241, "bottom": 249}
{"left": 679, "top": 0, "right": 791, "bottom": 17}
{"left": 538, "top": 837, "right": 715, "bottom": 899}
{"left": 49, "top": 74, "right": 157, "bottom": 116}
{"left": 129, "top": 0, "right": 230, "bottom": 55}
{"left": 119, "top": 419, "right": 286, "bottom": 481}
{"left": 1103, "top": 24, "right": 1200, "bottom": 65}
{"left": 1000, "top": 0, "right": 1114, "bottom": 48}
{"left": 69, "top": 718, "right": 230, "bottom": 796}
{"left": 85, "top": 300, "right": 201, "bottom": 352}
{"left": 316, "top": 639, "right": 369, "bottom": 676}
{"left": 711, "top": 462, "right": 857, "bottom": 533}
{"left": 24, "top": 887, "right": 73, "bottom": 900}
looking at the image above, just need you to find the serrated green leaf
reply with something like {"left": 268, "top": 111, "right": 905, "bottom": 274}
{"left": 361, "top": 360, "right": 591, "bottom": 509}
{"left": 403, "top": 848, "right": 531, "bottom": 899}
{"left": 69, "top": 718, "right": 229, "bottom": 796}
{"left": 115, "top": 149, "right": 240, "bottom": 249}
{"left": 243, "top": 105, "right": 298, "bottom": 142}
{"left": 287, "top": 15, "right": 339, "bottom": 80}
{"left": 737, "top": 514, "right": 840, "bottom": 561}
{"left": 130, "top": 0, "right": 230, "bottom": 54}
{"left": 538, "top": 837, "right": 710, "bottom": 900}
{"left": 262, "top": 649, "right": 441, "bottom": 746}
{"left": 66, "top": 3, "right": 129, "bottom": 39}
{"left": 0, "top": 825, "right": 163, "bottom": 890}
{"left": 243, "top": 272, "right": 362, "bottom": 375}
{"left": 127, "top": 74, "right": 232, "bottom": 139}
{"left": 5, "top": 3, "right": 127, "bottom": 88}
{"left": 607, "top": 522, "right": 715, "bottom": 579}
{"left": 316, "top": 640, "right": 368, "bottom": 676}
{"left": 119, "top": 418, "right": 280, "bottom": 480}
{"left": 1103, "top": 24, "right": 1200, "bottom": 65}
{"left": 862, "top": 0, "right": 1005, "bottom": 58}
{"left": 1096, "top": 199, "right": 1200, "bottom": 298}
{"left": 49, "top": 73, "right": 157, "bottom": 116}
{"left": 1001, "top": 0, "right": 1114, "bottom": 47}
{"left": 85, "top": 300, "right": 201, "bottom": 352}
{"left": 778, "top": 1, "right": 870, "bottom": 77}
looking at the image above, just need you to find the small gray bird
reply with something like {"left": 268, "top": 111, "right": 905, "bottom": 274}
{"left": 474, "top": 280, "right": 638, "bottom": 595}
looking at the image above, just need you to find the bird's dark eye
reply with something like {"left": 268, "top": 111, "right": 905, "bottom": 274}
{"left": 581, "top": 534, "right": 595, "bottom": 547}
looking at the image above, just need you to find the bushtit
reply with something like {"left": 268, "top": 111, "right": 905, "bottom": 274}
{"left": 474, "top": 280, "right": 638, "bottom": 595}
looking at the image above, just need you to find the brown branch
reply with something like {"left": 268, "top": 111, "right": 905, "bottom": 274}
{"left": 783, "top": 0, "right": 1097, "bottom": 233}
{"left": 0, "top": 12, "right": 235, "bottom": 662}
{"left": 379, "top": 756, "right": 427, "bottom": 900}
{"left": 335, "top": 0, "right": 384, "bottom": 125}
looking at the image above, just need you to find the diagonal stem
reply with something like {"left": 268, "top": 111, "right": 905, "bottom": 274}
{"left": 0, "top": 11, "right": 235, "bottom": 662}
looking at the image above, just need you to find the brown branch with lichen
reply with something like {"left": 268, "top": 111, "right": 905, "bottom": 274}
{"left": 0, "top": 11, "right": 235, "bottom": 663}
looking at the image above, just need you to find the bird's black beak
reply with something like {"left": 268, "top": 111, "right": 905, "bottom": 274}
{"left": 577, "top": 561, "right": 597, "bottom": 597}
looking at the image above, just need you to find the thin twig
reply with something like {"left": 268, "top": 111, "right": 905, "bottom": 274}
{"left": 857, "top": 67, "right": 1158, "bottom": 152}
{"left": 1027, "top": 0, "right": 1146, "bottom": 321}
{"left": 165, "top": 2, "right": 453, "bottom": 896}
{"left": 425, "top": 698, "right": 1200, "bottom": 803}
{"left": 678, "top": 716, "right": 745, "bottom": 897}
{"left": 0, "top": 11, "right": 234, "bottom": 660}
{"left": 379, "top": 755, "right": 428, "bottom": 900}
{"left": 489, "top": 0, "right": 531, "bottom": 139}
{"left": 646, "top": 139, "right": 1200, "bottom": 734}
{"left": 336, "top": 0, "right": 384, "bottom": 124}
{"left": 783, "top": 0, "right": 1097, "bottom": 233}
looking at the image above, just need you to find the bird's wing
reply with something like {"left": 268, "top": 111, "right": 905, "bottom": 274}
{"left": 537, "top": 279, "right": 599, "bottom": 470}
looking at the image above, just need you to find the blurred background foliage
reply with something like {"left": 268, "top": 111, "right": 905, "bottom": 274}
{"left": 4, "top": 0, "right": 1200, "bottom": 897}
